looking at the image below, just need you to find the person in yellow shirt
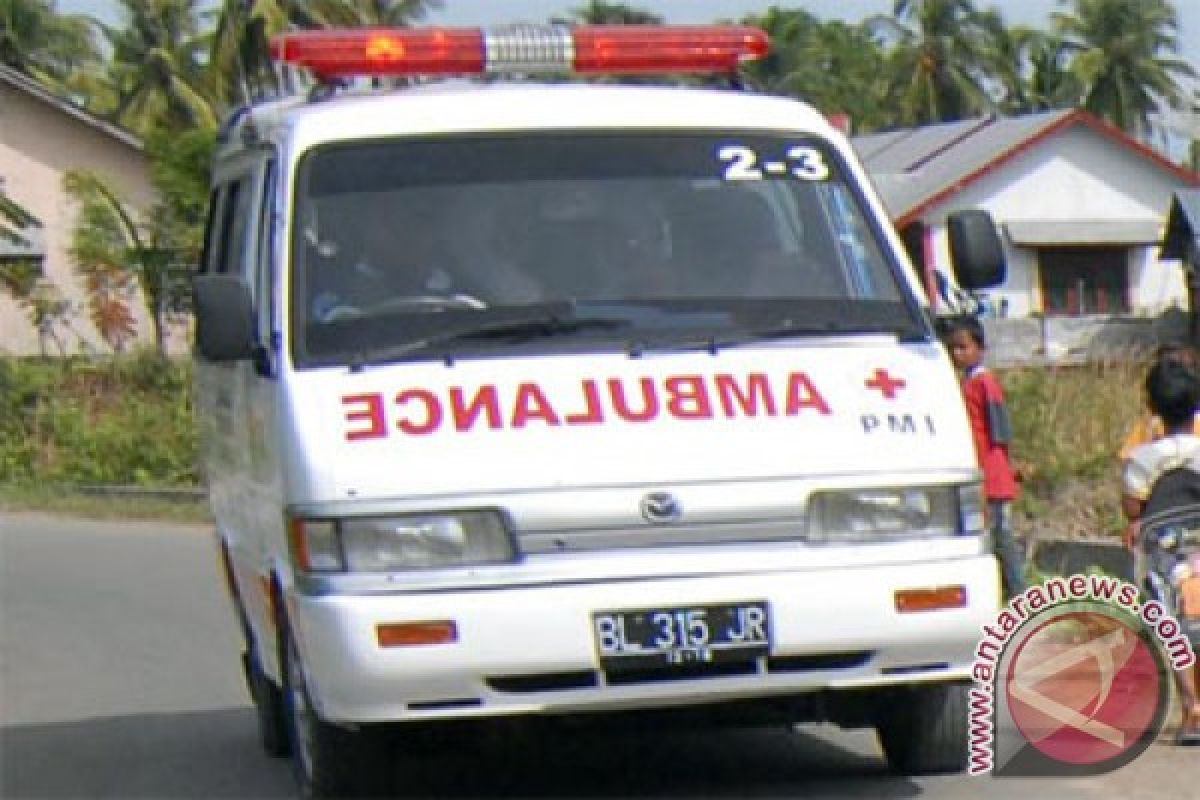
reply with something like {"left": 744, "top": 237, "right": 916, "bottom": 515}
{"left": 1118, "top": 343, "right": 1200, "bottom": 463}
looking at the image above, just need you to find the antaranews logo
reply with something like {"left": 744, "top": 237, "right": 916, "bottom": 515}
{"left": 968, "top": 574, "right": 1195, "bottom": 777}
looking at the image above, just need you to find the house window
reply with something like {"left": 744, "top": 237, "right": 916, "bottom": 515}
{"left": 1038, "top": 247, "right": 1129, "bottom": 316}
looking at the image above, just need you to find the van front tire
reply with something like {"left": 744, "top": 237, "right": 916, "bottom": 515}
{"left": 875, "top": 682, "right": 968, "bottom": 775}
{"left": 281, "top": 622, "right": 379, "bottom": 798}
{"left": 244, "top": 648, "right": 289, "bottom": 758}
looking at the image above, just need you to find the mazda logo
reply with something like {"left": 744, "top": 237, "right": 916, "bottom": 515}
{"left": 640, "top": 491, "right": 682, "bottom": 524}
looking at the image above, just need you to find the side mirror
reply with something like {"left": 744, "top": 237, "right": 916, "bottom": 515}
{"left": 193, "top": 273, "right": 256, "bottom": 361}
{"left": 947, "top": 210, "right": 1006, "bottom": 290}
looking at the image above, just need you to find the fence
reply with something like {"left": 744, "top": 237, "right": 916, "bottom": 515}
{"left": 982, "top": 309, "right": 1194, "bottom": 367}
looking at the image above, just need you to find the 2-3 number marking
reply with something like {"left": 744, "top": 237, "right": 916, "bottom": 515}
{"left": 786, "top": 145, "right": 830, "bottom": 180}
{"left": 718, "top": 144, "right": 830, "bottom": 182}
{"left": 718, "top": 145, "right": 762, "bottom": 181}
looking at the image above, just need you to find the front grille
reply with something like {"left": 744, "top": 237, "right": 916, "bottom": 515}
{"left": 519, "top": 518, "right": 804, "bottom": 554}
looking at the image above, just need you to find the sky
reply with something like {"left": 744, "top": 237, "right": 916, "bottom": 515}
{"left": 59, "top": 0, "right": 1200, "bottom": 69}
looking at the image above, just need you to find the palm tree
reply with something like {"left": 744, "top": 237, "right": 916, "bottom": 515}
{"left": 102, "top": 0, "right": 216, "bottom": 135}
{"left": 973, "top": 12, "right": 1081, "bottom": 115}
{"left": 1017, "top": 28, "right": 1083, "bottom": 113}
{"left": 208, "top": 0, "right": 443, "bottom": 108}
{"left": 743, "top": 8, "right": 889, "bottom": 133}
{"left": 871, "top": 0, "right": 999, "bottom": 126}
{"left": 207, "top": 0, "right": 290, "bottom": 109}
{"left": 293, "top": 0, "right": 443, "bottom": 28}
{"left": 556, "top": 1, "right": 662, "bottom": 25}
{"left": 1052, "top": 0, "right": 1194, "bottom": 137}
{"left": 741, "top": 7, "right": 821, "bottom": 94}
{"left": 0, "top": 0, "right": 99, "bottom": 88}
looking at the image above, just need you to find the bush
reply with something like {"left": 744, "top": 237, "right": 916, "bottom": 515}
{"left": 0, "top": 352, "right": 1151, "bottom": 533}
{"left": 0, "top": 352, "right": 198, "bottom": 487}
{"left": 1004, "top": 358, "right": 1145, "bottom": 539}
{"left": 1005, "top": 359, "right": 1143, "bottom": 486}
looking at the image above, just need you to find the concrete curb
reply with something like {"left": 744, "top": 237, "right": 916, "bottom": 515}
{"left": 1031, "top": 538, "right": 1134, "bottom": 582}
{"left": 74, "top": 485, "right": 207, "bottom": 502}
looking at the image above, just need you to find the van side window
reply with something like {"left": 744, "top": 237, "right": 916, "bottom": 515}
{"left": 220, "top": 179, "right": 254, "bottom": 275}
{"left": 198, "top": 179, "right": 253, "bottom": 277}
{"left": 198, "top": 187, "right": 227, "bottom": 275}
{"left": 256, "top": 162, "right": 276, "bottom": 332}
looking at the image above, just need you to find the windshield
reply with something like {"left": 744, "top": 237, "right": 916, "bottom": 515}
{"left": 291, "top": 132, "right": 925, "bottom": 368}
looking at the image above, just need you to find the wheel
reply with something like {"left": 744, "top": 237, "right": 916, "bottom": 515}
{"left": 875, "top": 682, "right": 968, "bottom": 775}
{"left": 281, "top": 622, "right": 381, "bottom": 798}
{"left": 243, "top": 648, "right": 289, "bottom": 757}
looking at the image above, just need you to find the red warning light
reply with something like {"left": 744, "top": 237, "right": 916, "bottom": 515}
{"left": 270, "top": 25, "right": 769, "bottom": 80}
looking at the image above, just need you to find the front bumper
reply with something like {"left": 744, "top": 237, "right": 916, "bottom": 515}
{"left": 288, "top": 554, "right": 999, "bottom": 724}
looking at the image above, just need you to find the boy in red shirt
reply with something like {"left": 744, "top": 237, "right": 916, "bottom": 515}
{"left": 943, "top": 315, "right": 1026, "bottom": 598}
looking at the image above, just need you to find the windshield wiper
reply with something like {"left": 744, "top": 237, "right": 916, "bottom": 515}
{"left": 628, "top": 319, "right": 921, "bottom": 357}
{"left": 349, "top": 314, "right": 630, "bottom": 369}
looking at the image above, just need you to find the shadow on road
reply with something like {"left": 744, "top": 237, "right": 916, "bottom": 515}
{"left": 2, "top": 709, "right": 926, "bottom": 799}
{"left": 1, "top": 708, "right": 292, "bottom": 799}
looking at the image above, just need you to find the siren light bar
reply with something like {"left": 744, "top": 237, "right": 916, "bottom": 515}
{"left": 268, "top": 25, "right": 770, "bottom": 80}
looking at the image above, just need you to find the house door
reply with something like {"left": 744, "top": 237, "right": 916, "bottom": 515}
{"left": 1038, "top": 246, "right": 1129, "bottom": 316}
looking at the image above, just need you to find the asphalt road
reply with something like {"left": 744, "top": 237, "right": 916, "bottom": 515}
{"left": 1, "top": 511, "right": 1195, "bottom": 799}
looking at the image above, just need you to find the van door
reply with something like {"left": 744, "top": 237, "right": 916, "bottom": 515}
{"left": 197, "top": 156, "right": 279, "bottom": 666}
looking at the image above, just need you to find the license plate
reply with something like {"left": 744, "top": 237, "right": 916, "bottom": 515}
{"left": 592, "top": 602, "right": 770, "bottom": 671}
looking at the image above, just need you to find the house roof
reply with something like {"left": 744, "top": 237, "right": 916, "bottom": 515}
{"left": 1160, "top": 188, "right": 1200, "bottom": 261}
{"left": 0, "top": 64, "right": 142, "bottom": 152}
{"left": 851, "top": 108, "right": 1200, "bottom": 228}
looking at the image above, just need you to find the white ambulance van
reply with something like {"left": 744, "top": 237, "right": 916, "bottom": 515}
{"left": 193, "top": 24, "right": 1007, "bottom": 797}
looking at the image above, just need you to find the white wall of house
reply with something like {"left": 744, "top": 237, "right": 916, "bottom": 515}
{"left": 0, "top": 77, "right": 160, "bottom": 355}
{"left": 921, "top": 125, "right": 1188, "bottom": 318}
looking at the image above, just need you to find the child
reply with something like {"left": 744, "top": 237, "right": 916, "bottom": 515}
{"left": 1120, "top": 357, "right": 1200, "bottom": 744}
{"left": 942, "top": 315, "right": 1026, "bottom": 597}
{"left": 1118, "top": 342, "right": 1200, "bottom": 463}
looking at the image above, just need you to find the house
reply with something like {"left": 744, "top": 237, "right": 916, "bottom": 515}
{"left": 0, "top": 65, "right": 156, "bottom": 355}
{"left": 853, "top": 109, "right": 1200, "bottom": 321}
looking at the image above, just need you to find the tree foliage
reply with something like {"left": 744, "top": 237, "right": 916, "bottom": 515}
{"left": 557, "top": 1, "right": 663, "bottom": 25}
{"left": 742, "top": 8, "right": 889, "bottom": 132}
{"left": 866, "top": 0, "right": 1000, "bottom": 125}
{"left": 0, "top": 0, "right": 99, "bottom": 88}
{"left": 1052, "top": 0, "right": 1194, "bottom": 137}
{"left": 101, "top": 0, "right": 216, "bottom": 135}
{"left": 63, "top": 170, "right": 191, "bottom": 356}
{"left": 208, "top": 1, "right": 443, "bottom": 107}
{"left": 3, "top": 0, "right": 1198, "bottom": 358}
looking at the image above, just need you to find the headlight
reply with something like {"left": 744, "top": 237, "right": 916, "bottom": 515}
{"left": 289, "top": 510, "right": 515, "bottom": 572}
{"left": 806, "top": 484, "right": 983, "bottom": 543}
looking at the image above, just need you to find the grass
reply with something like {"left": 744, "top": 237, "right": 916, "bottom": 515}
{"left": 1005, "top": 357, "right": 1147, "bottom": 541}
{"left": 0, "top": 483, "right": 211, "bottom": 524}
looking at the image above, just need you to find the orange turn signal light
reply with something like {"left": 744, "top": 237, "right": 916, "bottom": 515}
{"left": 376, "top": 620, "right": 458, "bottom": 648}
{"left": 894, "top": 585, "right": 967, "bottom": 613}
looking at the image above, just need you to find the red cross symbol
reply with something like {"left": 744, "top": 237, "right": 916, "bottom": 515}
{"left": 865, "top": 368, "right": 906, "bottom": 400}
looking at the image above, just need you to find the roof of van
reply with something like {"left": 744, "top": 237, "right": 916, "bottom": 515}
{"left": 222, "top": 81, "right": 836, "bottom": 157}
